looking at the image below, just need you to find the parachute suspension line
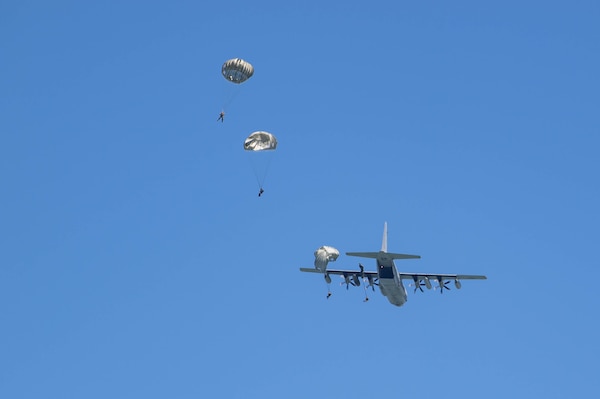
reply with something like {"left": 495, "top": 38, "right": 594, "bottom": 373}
{"left": 224, "top": 85, "right": 241, "bottom": 110}
{"left": 261, "top": 151, "right": 275, "bottom": 188}
{"left": 221, "top": 84, "right": 242, "bottom": 114}
{"left": 248, "top": 154, "right": 264, "bottom": 189}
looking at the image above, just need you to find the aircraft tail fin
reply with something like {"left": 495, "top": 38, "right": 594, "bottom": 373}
{"left": 381, "top": 221, "right": 388, "bottom": 252}
{"left": 345, "top": 222, "right": 389, "bottom": 257}
{"left": 346, "top": 222, "right": 420, "bottom": 260}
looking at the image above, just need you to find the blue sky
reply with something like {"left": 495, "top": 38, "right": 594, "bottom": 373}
{"left": 1, "top": 1, "right": 599, "bottom": 398}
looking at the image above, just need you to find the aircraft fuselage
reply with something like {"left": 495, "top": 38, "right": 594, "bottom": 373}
{"left": 375, "top": 252, "right": 408, "bottom": 307}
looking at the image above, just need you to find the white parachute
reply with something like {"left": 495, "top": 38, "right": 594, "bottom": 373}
{"left": 243, "top": 131, "right": 277, "bottom": 151}
{"left": 222, "top": 58, "right": 254, "bottom": 84}
{"left": 314, "top": 246, "right": 340, "bottom": 272}
{"left": 244, "top": 131, "right": 278, "bottom": 196}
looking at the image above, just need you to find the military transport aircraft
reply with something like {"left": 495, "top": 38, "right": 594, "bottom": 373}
{"left": 300, "top": 222, "right": 486, "bottom": 307}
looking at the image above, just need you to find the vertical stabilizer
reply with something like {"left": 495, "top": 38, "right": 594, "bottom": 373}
{"left": 381, "top": 222, "right": 388, "bottom": 252}
{"left": 346, "top": 222, "right": 420, "bottom": 260}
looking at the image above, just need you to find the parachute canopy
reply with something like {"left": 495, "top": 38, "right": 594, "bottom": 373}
{"left": 244, "top": 131, "right": 277, "bottom": 151}
{"left": 314, "top": 246, "right": 340, "bottom": 271}
{"left": 222, "top": 58, "right": 254, "bottom": 84}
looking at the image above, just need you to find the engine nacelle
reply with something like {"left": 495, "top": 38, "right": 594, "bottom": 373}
{"left": 314, "top": 246, "right": 340, "bottom": 272}
{"left": 424, "top": 277, "right": 432, "bottom": 290}
{"left": 454, "top": 279, "right": 462, "bottom": 289}
{"left": 324, "top": 273, "right": 332, "bottom": 284}
{"left": 352, "top": 274, "right": 360, "bottom": 287}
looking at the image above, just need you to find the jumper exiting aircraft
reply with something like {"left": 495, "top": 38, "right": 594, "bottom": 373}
{"left": 300, "top": 222, "right": 487, "bottom": 307}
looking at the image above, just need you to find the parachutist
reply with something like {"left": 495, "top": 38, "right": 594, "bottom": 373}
{"left": 217, "top": 111, "right": 225, "bottom": 122}
{"left": 327, "top": 292, "right": 332, "bottom": 299}
{"left": 244, "top": 132, "right": 276, "bottom": 198}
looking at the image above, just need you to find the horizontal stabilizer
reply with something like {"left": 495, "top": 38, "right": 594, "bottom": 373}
{"left": 346, "top": 251, "right": 420, "bottom": 260}
{"left": 299, "top": 267, "right": 323, "bottom": 274}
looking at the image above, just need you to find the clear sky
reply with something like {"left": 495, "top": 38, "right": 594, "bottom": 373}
{"left": 1, "top": 1, "right": 599, "bottom": 398}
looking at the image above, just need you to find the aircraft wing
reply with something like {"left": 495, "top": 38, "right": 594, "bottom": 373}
{"left": 300, "top": 267, "right": 378, "bottom": 278}
{"left": 300, "top": 269, "right": 486, "bottom": 280}
{"left": 399, "top": 273, "right": 487, "bottom": 280}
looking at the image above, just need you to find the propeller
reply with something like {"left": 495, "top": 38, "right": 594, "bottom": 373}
{"left": 410, "top": 276, "right": 426, "bottom": 293}
{"left": 359, "top": 264, "right": 379, "bottom": 292}
{"left": 364, "top": 276, "right": 378, "bottom": 291}
{"left": 435, "top": 277, "right": 451, "bottom": 294}
{"left": 341, "top": 275, "right": 355, "bottom": 289}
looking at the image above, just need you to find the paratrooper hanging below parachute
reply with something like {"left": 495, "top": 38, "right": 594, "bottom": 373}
{"left": 217, "top": 58, "right": 254, "bottom": 121}
{"left": 244, "top": 131, "right": 277, "bottom": 197}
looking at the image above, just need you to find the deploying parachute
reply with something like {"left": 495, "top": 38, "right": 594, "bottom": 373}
{"left": 314, "top": 246, "right": 340, "bottom": 272}
{"left": 222, "top": 58, "right": 254, "bottom": 84}
{"left": 244, "top": 131, "right": 277, "bottom": 196}
{"left": 244, "top": 131, "right": 277, "bottom": 151}
{"left": 314, "top": 246, "right": 340, "bottom": 298}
